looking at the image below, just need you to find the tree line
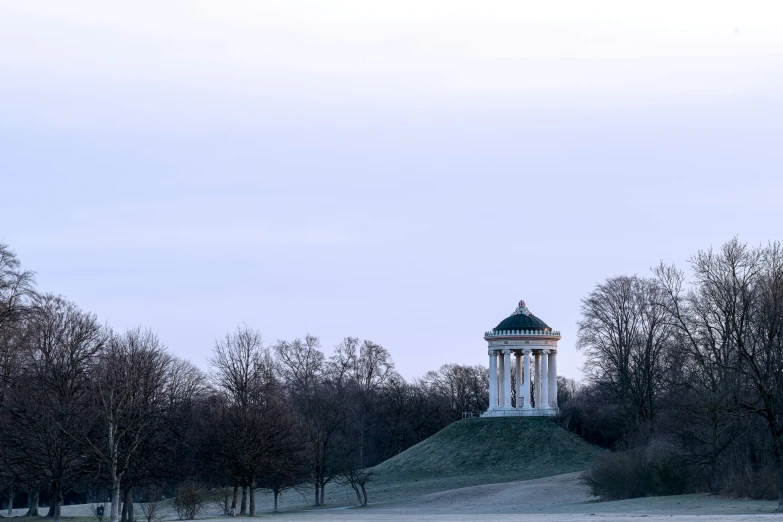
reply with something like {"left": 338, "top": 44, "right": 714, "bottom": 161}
{"left": 0, "top": 242, "right": 488, "bottom": 518}
{"left": 561, "top": 238, "right": 783, "bottom": 509}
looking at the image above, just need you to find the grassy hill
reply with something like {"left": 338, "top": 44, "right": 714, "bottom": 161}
{"left": 258, "top": 417, "right": 602, "bottom": 509}
{"left": 363, "top": 417, "right": 602, "bottom": 500}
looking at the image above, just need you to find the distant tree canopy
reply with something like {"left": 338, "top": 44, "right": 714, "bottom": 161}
{"left": 0, "top": 242, "right": 487, "bottom": 517}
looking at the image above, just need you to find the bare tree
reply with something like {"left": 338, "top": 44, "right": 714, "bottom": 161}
{"left": 0, "top": 243, "right": 35, "bottom": 441}
{"left": 655, "top": 254, "right": 747, "bottom": 491}
{"left": 117, "top": 357, "right": 208, "bottom": 522}
{"left": 257, "top": 403, "right": 308, "bottom": 513}
{"left": 274, "top": 335, "right": 324, "bottom": 393}
{"left": 0, "top": 243, "right": 35, "bottom": 340}
{"left": 1, "top": 295, "right": 104, "bottom": 522}
{"left": 137, "top": 484, "right": 165, "bottom": 522}
{"left": 305, "top": 381, "right": 348, "bottom": 506}
{"left": 210, "top": 326, "right": 266, "bottom": 412}
{"left": 337, "top": 466, "right": 373, "bottom": 507}
{"left": 158, "top": 357, "right": 209, "bottom": 491}
{"left": 333, "top": 338, "right": 395, "bottom": 468}
{"left": 275, "top": 335, "right": 349, "bottom": 506}
{"left": 577, "top": 275, "right": 674, "bottom": 430}
{"left": 209, "top": 325, "right": 286, "bottom": 516}
{"left": 86, "top": 328, "right": 172, "bottom": 522}
{"left": 652, "top": 238, "right": 783, "bottom": 508}
{"left": 422, "top": 364, "right": 489, "bottom": 417}
{"left": 746, "top": 242, "right": 783, "bottom": 510}
{"left": 670, "top": 239, "right": 783, "bottom": 509}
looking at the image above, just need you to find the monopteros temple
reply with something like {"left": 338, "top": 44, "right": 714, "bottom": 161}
{"left": 483, "top": 300, "right": 559, "bottom": 417}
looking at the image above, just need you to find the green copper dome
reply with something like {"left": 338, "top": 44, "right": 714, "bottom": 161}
{"left": 493, "top": 313, "right": 550, "bottom": 332}
{"left": 491, "top": 300, "right": 552, "bottom": 333}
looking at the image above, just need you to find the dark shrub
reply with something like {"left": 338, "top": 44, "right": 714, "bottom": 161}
{"left": 583, "top": 441, "right": 689, "bottom": 500}
{"left": 652, "top": 456, "right": 688, "bottom": 496}
{"left": 718, "top": 465, "right": 777, "bottom": 500}
{"left": 172, "top": 482, "right": 205, "bottom": 520}
{"left": 582, "top": 447, "right": 651, "bottom": 500}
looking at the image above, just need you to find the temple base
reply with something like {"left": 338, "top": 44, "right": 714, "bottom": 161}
{"left": 481, "top": 407, "right": 558, "bottom": 417}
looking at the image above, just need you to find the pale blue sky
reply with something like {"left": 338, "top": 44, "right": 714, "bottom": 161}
{"left": 2, "top": 1, "right": 783, "bottom": 379}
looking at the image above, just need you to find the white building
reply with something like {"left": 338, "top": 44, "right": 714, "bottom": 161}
{"left": 483, "top": 300, "right": 559, "bottom": 417}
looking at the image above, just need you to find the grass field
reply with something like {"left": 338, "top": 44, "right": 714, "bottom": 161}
{"left": 6, "top": 418, "right": 777, "bottom": 520}
{"left": 9, "top": 473, "right": 780, "bottom": 521}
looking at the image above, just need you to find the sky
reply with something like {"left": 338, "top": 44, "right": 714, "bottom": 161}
{"left": 2, "top": 1, "right": 783, "bottom": 380}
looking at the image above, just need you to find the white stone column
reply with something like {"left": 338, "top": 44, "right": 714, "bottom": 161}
{"left": 541, "top": 350, "right": 549, "bottom": 409}
{"left": 498, "top": 351, "right": 505, "bottom": 408}
{"left": 534, "top": 352, "right": 541, "bottom": 408}
{"left": 548, "top": 351, "right": 558, "bottom": 408}
{"left": 514, "top": 352, "right": 522, "bottom": 409}
{"left": 502, "top": 349, "right": 512, "bottom": 408}
{"left": 488, "top": 350, "right": 497, "bottom": 410}
{"left": 522, "top": 349, "right": 532, "bottom": 409}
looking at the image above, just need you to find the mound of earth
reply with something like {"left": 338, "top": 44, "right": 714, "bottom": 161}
{"left": 209, "top": 417, "right": 601, "bottom": 510}
{"left": 367, "top": 417, "right": 602, "bottom": 499}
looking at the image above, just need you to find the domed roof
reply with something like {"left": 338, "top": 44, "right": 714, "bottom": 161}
{"left": 492, "top": 300, "right": 552, "bottom": 333}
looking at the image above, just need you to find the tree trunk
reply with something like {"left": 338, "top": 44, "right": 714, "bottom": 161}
{"left": 110, "top": 476, "right": 121, "bottom": 522}
{"left": 778, "top": 454, "right": 783, "bottom": 512}
{"left": 319, "top": 483, "right": 325, "bottom": 506}
{"left": 108, "top": 422, "right": 121, "bottom": 522}
{"left": 360, "top": 484, "right": 367, "bottom": 507}
{"left": 47, "top": 502, "right": 55, "bottom": 517}
{"left": 239, "top": 486, "right": 247, "bottom": 515}
{"left": 120, "top": 488, "right": 134, "bottom": 522}
{"left": 50, "top": 485, "right": 64, "bottom": 522}
{"left": 53, "top": 497, "right": 62, "bottom": 522}
{"left": 231, "top": 484, "right": 238, "bottom": 515}
{"left": 314, "top": 464, "right": 320, "bottom": 506}
{"left": 6, "top": 491, "right": 14, "bottom": 516}
{"left": 27, "top": 489, "right": 40, "bottom": 516}
{"left": 360, "top": 413, "right": 365, "bottom": 469}
{"left": 248, "top": 476, "right": 256, "bottom": 516}
{"left": 773, "top": 437, "right": 783, "bottom": 512}
{"left": 709, "top": 455, "right": 720, "bottom": 494}
{"left": 124, "top": 489, "right": 134, "bottom": 522}
{"left": 273, "top": 490, "right": 279, "bottom": 513}
{"left": 121, "top": 491, "right": 128, "bottom": 522}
